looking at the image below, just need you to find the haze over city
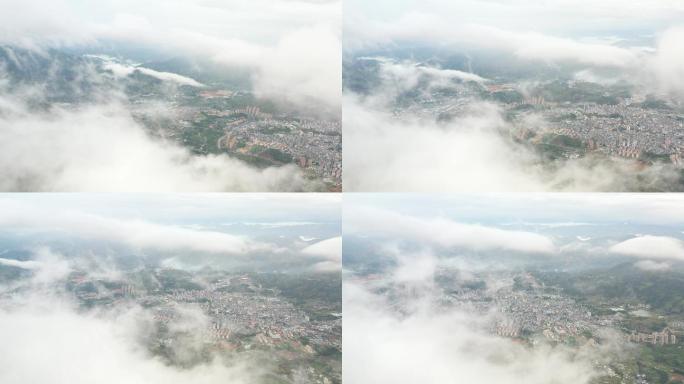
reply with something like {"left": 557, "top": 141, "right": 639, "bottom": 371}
{"left": 344, "top": 0, "right": 684, "bottom": 191}
{"left": 0, "top": 0, "right": 341, "bottom": 192}
{"left": 344, "top": 193, "right": 684, "bottom": 384}
{"left": 3, "top": 1, "right": 684, "bottom": 383}
{"left": 0, "top": 194, "right": 342, "bottom": 384}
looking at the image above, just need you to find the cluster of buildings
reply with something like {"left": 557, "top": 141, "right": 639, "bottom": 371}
{"left": 626, "top": 328, "right": 678, "bottom": 345}
{"left": 540, "top": 102, "right": 684, "bottom": 162}
{"left": 62, "top": 268, "right": 341, "bottom": 383}
{"left": 395, "top": 78, "right": 684, "bottom": 167}
{"left": 433, "top": 271, "right": 682, "bottom": 350}
{"left": 69, "top": 271, "right": 340, "bottom": 353}
{"left": 492, "top": 290, "right": 592, "bottom": 342}
{"left": 212, "top": 106, "right": 272, "bottom": 120}
{"left": 219, "top": 117, "right": 342, "bottom": 185}
{"left": 439, "top": 276, "right": 594, "bottom": 343}
{"left": 132, "top": 87, "right": 342, "bottom": 189}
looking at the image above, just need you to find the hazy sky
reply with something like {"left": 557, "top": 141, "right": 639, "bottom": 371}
{"left": 0, "top": 193, "right": 341, "bottom": 224}
{"left": 1, "top": 0, "right": 340, "bottom": 47}
{"left": 344, "top": 193, "right": 684, "bottom": 267}
{"left": 0, "top": 193, "right": 341, "bottom": 272}
{"left": 346, "top": 0, "right": 684, "bottom": 49}
{"left": 345, "top": 193, "right": 684, "bottom": 226}
{"left": 0, "top": 0, "right": 341, "bottom": 109}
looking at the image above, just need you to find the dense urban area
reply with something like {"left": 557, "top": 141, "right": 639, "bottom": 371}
{"left": 115, "top": 55, "right": 342, "bottom": 191}
{"left": 353, "top": 265, "right": 684, "bottom": 384}
{"left": 347, "top": 56, "right": 684, "bottom": 173}
{"left": 0, "top": 48, "right": 342, "bottom": 191}
{"left": 1, "top": 266, "right": 342, "bottom": 384}
{"left": 131, "top": 86, "right": 342, "bottom": 190}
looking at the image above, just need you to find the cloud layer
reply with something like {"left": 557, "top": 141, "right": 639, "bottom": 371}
{"left": 346, "top": 206, "right": 555, "bottom": 254}
{"left": 0, "top": 101, "right": 314, "bottom": 192}
{"left": 302, "top": 236, "right": 342, "bottom": 271}
{"left": 0, "top": 296, "right": 262, "bottom": 384}
{"left": 0, "top": 1, "right": 339, "bottom": 191}
{"left": 0, "top": 194, "right": 340, "bottom": 384}
{"left": 342, "top": 194, "right": 657, "bottom": 384}
{"left": 611, "top": 235, "right": 684, "bottom": 261}
{"left": 344, "top": 281, "right": 601, "bottom": 384}
{"left": 343, "top": 58, "right": 683, "bottom": 192}
{"left": 0, "top": 0, "right": 341, "bottom": 110}
{"left": 0, "top": 198, "right": 267, "bottom": 255}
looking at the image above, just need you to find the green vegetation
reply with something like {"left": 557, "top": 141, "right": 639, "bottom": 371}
{"left": 157, "top": 269, "right": 204, "bottom": 292}
{"left": 488, "top": 90, "right": 525, "bottom": 104}
{"left": 254, "top": 272, "right": 342, "bottom": 318}
{"left": 548, "top": 112, "right": 578, "bottom": 122}
{"left": 533, "top": 267, "right": 684, "bottom": 383}
{"left": 543, "top": 133, "right": 584, "bottom": 148}
{"left": 641, "top": 151, "right": 673, "bottom": 164}
{"left": 538, "top": 80, "right": 630, "bottom": 105}
{"left": 637, "top": 344, "right": 684, "bottom": 383}
{"left": 257, "top": 126, "right": 291, "bottom": 134}
{"left": 342, "top": 59, "right": 383, "bottom": 95}
{"left": 535, "top": 133, "right": 586, "bottom": 160}
{"left": 247, "top": 145, "right": 293, "bottom": 164}
{"left": 182, "top": 113, "right": 225, "bottom": 155}
{"left": 0, "top": 264, "right": 31, "bottom": 282}
{"left": 513, "top": 276, "right": 534, "bottom": 291}
{"left": 536, "top": 266, "right": 684, "bottom": 315}
{"left": 639, "top": 98, "right": 672, "bottom": 110}
{"left": 623, "top": 316, "right": 669, "bottom": 333}
{"left": 229, "top": 152, "right": 276, "bottom": 168}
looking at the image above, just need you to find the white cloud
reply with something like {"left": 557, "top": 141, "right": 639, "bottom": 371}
{"left": 0, "top": 192, "right": 339, "bottom": 383}
{"left": 0, "top": 258, "right": 42, "bottom": 270}
{"left": 346, "top": 2, "right": 684, "bottom": 99}
{"left": 28, "top": 247, "right": 73, "bottom": 284}
{"left": 348, "top": 0, "right": 684, "bottom": 38}
{"left": 0, "top": 0, "right": 338, "bottom": 192}
{"left": 634, "top": 260, "right": 671, "bottom": 271}
{"left": 346, "top": 207, "right": 555, "bottom": 254}
{"left": 343, "top": 81, "right": 682, "bottom": 192}
{"left": 302, "top": 236, "right": 341, "bottom": 260}
{"left": 0, "top": 297, "right": 262, "bottom": 384}
{"left": 510, "top": 32, "right": 638, "bottom": 68}
{"left": 343, "top": 97, "right": 547, "bottom": 191}
{"left": 610, "top": 235, "right": 684, "bottom": 261}
{"left": 242, "top": 221, "right": 318, "bottom": 228}
{"left": 0, "top": 102, "right": 315, "bottom": 192}
{"left": 372, "top": 58, "right": 487, "bottom": 94}
{"left": 302, "top": 236, "right": 341, "bottom": 271}
{"left": 647, "top": 26, "right": 684, "bottom": 97}
{"left": 454, "top": 25, "right": 640, "bottom": 68}
{"left": 0, "top": 200, "right": 267, "bottom": 255}
{"left": 0, "top": 0, "right": 341, "bottom": 111}
{"left": 392, "top": 250, "right": 437, "bottom": 285}
{"left": 0, "top": 247, "right": 72, "bottom": 285}
{"left": 494, "top": 194, "right": 684, "bottom": 225}
{"left": 346, "top": 11, "right": 641, "bottom": 68}
{"left": 103, "top": 62, "right": 204, "bottom": 87}
{"left": 250, "top": 24, "right": 341, "bottom": 111}
{"left": 345, "top": 0, "right": 684, "bottom": 52}
{"left": 343, "top": 7, "right": 684, "bottom": 194}
{"left": 343, "top": 282, "right": 601, "bottom": 384}
{"left": 344, "top": 57, "right": 684, "bottom": 192}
